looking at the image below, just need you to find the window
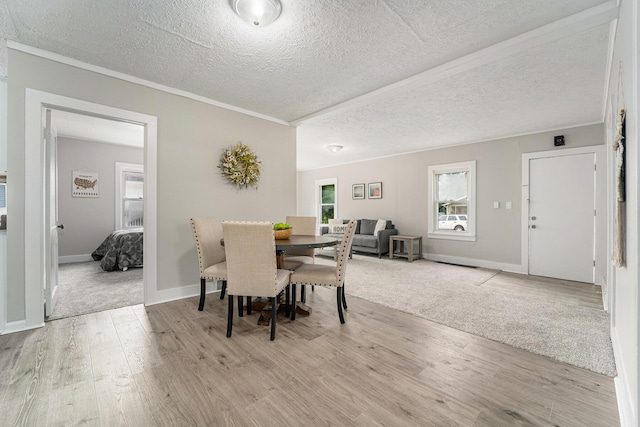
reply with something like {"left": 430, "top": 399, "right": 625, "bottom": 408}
{"left": 116, "top": 162, "right": 144, "bottom": 229}
{"left": 428, "top": 161, "right": 476, "bottom": 241}
{"left": 316, "top": 178, "right": 337, "bottom": 225}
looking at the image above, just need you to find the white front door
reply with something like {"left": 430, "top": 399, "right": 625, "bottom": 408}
{"left": 45, "top": 109, "right": 59, "bottom": 317}
{"left": 528, "top": 152, "right": 595, "bottom": 283}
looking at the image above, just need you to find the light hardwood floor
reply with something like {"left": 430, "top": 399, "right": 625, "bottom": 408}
{"left": 0, "top": 272, "right": 619, "bottom": 426}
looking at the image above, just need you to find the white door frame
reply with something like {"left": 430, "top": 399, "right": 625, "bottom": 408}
{"left": 521, "top": 145, "right": 605, "bottom": 281}
{"left": 24, "top": 89, "right": 158, "bottom": 330}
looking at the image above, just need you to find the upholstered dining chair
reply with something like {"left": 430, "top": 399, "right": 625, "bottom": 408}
{"left": 289, "top": 219, "right": 356, "bottom": 324}
{"left": 222, "top": 221, "right": 291, "bottom": 341}
{"left": 283, "top": 216, "right": 316, "bottom": 267}
{"left": 190, "top": 217, "right": 227, "bottom": 311}
{"left": 283, "top": 215, "right": 317, "bottom": 301}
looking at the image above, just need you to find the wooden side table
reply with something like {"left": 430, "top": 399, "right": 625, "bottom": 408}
{"left": 389, "top": 235, "right": 423, "bottom": 262}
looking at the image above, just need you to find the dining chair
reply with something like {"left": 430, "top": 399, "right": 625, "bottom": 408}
{"left": 283, "top": 215, "right": 316, "bottom": 266}
{"left": 190, "top": 217, "right": 227, "bottom": 311}
{"left": 289, "top": 219, "right": 356, "bottom": 324}
{"left": 283, "top": 215, "right": 317, "bottom": 301}
{"left": 222, "top": 221, "right": 291, "bottom": 341}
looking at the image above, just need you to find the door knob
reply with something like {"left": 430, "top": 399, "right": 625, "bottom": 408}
{"left": 531, "top": 216, "right": 536, "bottom": 220}
{"left": 57, "top": 224, "right": 65, "bottom": 230}
{"left": 531, "top": 225, "right": 537, "bottom": 229}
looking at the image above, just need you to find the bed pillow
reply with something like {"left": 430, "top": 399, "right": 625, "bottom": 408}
{"left": 373, "top": 219, "right": 387, "bottom": 236}
{"left": 359, "top": 219, "right": 378, "bottom": 235}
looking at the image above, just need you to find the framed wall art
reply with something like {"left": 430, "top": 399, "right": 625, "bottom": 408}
{"left": 368, "top": 182, "right": 382, "bottom": 199}
{"left": 352, "top": 183, "right": 365, "bottom": 199}
{"left": 72, "top": 170, "right": 99, "bottom": 198}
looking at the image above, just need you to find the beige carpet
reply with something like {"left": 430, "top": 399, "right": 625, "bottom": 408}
{"left": 48, "top": 261, "right": 143, "bottom": 321}
{"left": 317, "top": 255, "right": 616, "bottom": 377}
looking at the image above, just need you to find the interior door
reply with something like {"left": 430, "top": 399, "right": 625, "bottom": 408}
{"left": 528, "top": 153, "right": 595, "bottom": 283}
{"left": 45, "top": 109, "right": 60, "bottom": 317}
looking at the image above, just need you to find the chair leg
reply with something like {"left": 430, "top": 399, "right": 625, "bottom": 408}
{"left": 226, "top": 294, "right": 233, "bottom": 337}
{"left": 312, "top": 285, "right": 315, "bottom": 292}
{"left": 285, "top": 285, "right": 291, "bottom": 317}
{"left": 336, "top": 287, "right": 345, "bottom": 324}
{"left": 270, "top": 297, "right": 277, "bottom": 341}
{"left": 342, "top": 284, "right": 348, "bottom": 310}
{"left": 238, "top": 296, "right": 244, "bottom": 317}
{"left": 286, "top": 285, "right": 291, "bottom": 317}
{"left": 301, "top": 285, "right": 306, "bottom": 303}
{"left": 291, "top": 284, "right": 296, "bottom": 321}
{"left": 220, "top": 280, "right": 227, "bottom": 300}
{"left": 198, "top": 278, "right": 206, "bottom": 311}
{"left": 246, "top": 296, "right": 252, "bottom": 315}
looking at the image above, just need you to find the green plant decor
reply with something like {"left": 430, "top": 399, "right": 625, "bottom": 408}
{"left": 218, "top": 142, "right": 261, "bottom": 189}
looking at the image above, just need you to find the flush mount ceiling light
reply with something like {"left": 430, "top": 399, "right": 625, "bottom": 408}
{"left": 231, "top": 0, "right": 282, "bottom": 26}
{"left": 327, "top": 144, "right": 343, "bottom": 153}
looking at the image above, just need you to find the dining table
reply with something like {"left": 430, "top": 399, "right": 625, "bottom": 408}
{"left": 274, "top": 234, "right": 338, "bottom": 268}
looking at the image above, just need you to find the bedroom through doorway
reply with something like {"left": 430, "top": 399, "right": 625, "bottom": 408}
{"left": 47, "top": 109, "right": 145, "bottom": 321}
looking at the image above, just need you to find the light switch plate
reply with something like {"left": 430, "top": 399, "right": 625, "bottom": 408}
{"left": 506, "top": 201, "right": 512, "bottom": 210}
{"left": 493, "top": 201, "right": 500, "bottom": 209}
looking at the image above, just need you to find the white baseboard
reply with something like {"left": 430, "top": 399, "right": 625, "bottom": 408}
{"left": 1, "top": 319, "right": 44, "bottom": 335}
{"left": 423, "top": 253, "right": 525, "bottom": 274}
{"left": 145, "top": 281, "right": 222, "bottom": 307}
{"left": 611, "top": 326, "right": 634, "bottom": 426}
{"left": 58, "top": 254, "right": 93, "bottom": 264}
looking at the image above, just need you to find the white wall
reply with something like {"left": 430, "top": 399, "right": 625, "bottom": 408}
{"left": 605, "top": 0, "right": 638, "bottom": 424}
{"left": 6, "top": 49, "right": 296, "bottom": 323}
{"left": 57, "top": 137, "right": 144, "bottom": 257}
{"left": 298, "top": 124, "right": 605, "bottom": 274}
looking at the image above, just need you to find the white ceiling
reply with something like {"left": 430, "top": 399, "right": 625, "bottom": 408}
{"left": 0, "top": 1, "right": 617, "bottom": 170}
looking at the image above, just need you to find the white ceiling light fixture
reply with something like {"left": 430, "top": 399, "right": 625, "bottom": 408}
{"left": 327, "top": 144, "right": 343, "bottom": 153}
{"left": 231, "top": 0, "right": 282, "bottom": 27}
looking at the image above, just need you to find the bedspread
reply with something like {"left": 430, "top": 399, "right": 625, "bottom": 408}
{"left": 91, "top": 229, "right": 144, "bottom": 271}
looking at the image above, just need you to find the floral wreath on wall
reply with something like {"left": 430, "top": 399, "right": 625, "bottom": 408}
{"left": 218, "top": 141, "right": 261, "bottom": 189}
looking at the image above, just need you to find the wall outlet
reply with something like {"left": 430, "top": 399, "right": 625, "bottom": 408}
{"left": 506, "top": 201, "right": 512, "bottom": 210}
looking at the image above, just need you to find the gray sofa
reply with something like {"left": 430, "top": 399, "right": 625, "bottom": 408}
{"left": 320, "top": 218, "right": 398, "bottom": 258}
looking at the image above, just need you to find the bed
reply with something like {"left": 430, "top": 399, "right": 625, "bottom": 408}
{"left": 91, "top": 229, "right": 144, "bottom": 271}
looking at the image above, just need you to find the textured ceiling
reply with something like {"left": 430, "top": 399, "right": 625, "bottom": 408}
{"left": 0, "top": 0, "right": 617, "bottom": 170}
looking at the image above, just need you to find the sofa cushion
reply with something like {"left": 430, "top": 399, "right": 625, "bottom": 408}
{"left": 360, "top": 219, "right": 378, "bottom": 235}
{"left": 352, "top": 234, "right": 378, "bottom": 248}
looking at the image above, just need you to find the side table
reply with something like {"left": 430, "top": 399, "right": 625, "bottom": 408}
{"left": 389, "top": 235, "right": 423, "bottom": 262}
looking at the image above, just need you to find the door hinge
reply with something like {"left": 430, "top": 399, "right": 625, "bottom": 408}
{"left": 594, "top": 209, "right": 596, "bottom": 217}
{"left": 594, "top": 260, "right": 596, "bottom": 266}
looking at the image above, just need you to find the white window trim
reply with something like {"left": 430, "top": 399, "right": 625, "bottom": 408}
{"left": 115, "top": 162, "right": 144, "bottom": 230}
{"left": 315, "top": 177, "right": 338, "bottom": 231}
{"left": 428, "top": 160, "right": 476, "bottom": 242}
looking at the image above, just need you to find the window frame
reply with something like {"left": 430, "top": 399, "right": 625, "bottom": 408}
{"left": 115, "top": 162, "right": 144, "bottom": 230}
{"left": 427, "top": 161, "right": 476, "bottom": 241}
{"left": 315, "top": 177, "right": 338, "bottom": 227}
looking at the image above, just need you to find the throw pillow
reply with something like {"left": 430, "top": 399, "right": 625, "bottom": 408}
{"left": 329, "top": 218, "right": 347, "bottom": 234}
{"left": 360, "top": 218, "right": 377, "bottom": 235}
{"left": 373, "top": 219, "right": 387, "bottom": 236}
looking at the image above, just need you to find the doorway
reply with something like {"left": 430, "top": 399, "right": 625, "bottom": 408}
{"left": 47, "top": 109, "right": 146, "bottom": 320}
{"left": 521, "top": 146, "right": 604, "bottom": 284}
{"left": 23, "top": 89, "right": 158, "bottom": 330}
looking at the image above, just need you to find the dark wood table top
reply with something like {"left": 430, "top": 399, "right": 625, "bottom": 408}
{"left": 219, "top": 235, "right": 338, "bottom": 250}
{"left": 275, "top": 235, "right": 338, "bottom": 250}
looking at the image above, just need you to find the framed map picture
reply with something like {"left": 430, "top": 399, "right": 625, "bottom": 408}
{"left": 72, "top": 170, "right": 99, "bottom": 198}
